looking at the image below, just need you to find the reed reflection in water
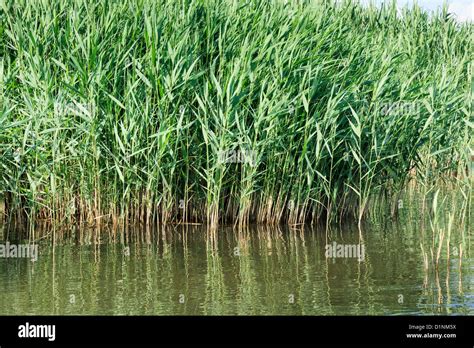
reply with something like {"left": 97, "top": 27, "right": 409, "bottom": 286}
{"left": 0, "top": 223, "right": 471, "bottom": 315}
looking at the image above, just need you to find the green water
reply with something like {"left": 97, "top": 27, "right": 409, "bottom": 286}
{"left": 0, "top": 223, "right": 472, "bottom": 315}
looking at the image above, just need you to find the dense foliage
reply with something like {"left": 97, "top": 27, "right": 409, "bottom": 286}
{"left": 0, "top": 0, "right": 472, "bottom": 227}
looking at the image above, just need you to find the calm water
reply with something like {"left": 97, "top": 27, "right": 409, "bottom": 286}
{"left": 0, "top": 222, "right": 472, "bottom": 315}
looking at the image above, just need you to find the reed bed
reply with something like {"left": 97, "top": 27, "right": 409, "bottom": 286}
{"left": 0, "top": 0, "right": 472, "bottom": 228}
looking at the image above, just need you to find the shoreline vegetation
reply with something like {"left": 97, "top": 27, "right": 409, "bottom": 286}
{"left": 0, "top": 0, "right": 472, "bottom": 229}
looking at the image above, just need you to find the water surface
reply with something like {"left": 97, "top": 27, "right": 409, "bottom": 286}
{"left": 0, "top": 223, "right": 472, "bottom": 315}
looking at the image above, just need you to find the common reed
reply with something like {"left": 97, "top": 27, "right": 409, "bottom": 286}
{"left": 0, "top": 0, "right": 472, "bottom": 228}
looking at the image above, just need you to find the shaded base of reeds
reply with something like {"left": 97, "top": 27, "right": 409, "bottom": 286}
{"left": 3, "top": 176, "right": 471, "bottom": 231}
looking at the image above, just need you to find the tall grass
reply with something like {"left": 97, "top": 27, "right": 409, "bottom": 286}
{"left": 0, "top": 0, "right": 472, "bottom": 228}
